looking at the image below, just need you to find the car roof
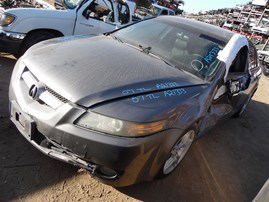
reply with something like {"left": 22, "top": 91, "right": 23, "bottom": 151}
{"left": 152, "top": 4, "right": 174, "bottom": 12}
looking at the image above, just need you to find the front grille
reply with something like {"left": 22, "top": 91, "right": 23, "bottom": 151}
{"left": 21, "top": 67, "right": 69, "bottom": 109}
{"left": 45, "top": 85, "right": 68, "bottom": 103}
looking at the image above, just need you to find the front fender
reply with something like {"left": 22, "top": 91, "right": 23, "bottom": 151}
{"left": 5, "top": 8, "right": 76, "bottom": 36}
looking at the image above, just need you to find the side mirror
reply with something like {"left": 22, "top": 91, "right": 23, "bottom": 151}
{"left": 227, "top": 72, "right": 249, "bottom": 95}
{"left": 228, "top": 80, "right": 242, "bottom": 94}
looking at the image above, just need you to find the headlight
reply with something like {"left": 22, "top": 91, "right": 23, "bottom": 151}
{"left": 75, "top": 111, "right": 173, "bottom": 137}
{"left": 1, "top": 13, "right": 16, "bottom": 26}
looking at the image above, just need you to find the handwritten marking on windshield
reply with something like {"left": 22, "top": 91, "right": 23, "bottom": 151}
{"left": 203, "top": 47, "right": 220, "bottom": 65}
{"left": 191, "top": 59, "right": 204, "bottom": 71}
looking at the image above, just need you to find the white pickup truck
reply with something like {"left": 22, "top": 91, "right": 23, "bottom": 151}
{"left": 0, "top": 0, "right": 133, "bottom": 57}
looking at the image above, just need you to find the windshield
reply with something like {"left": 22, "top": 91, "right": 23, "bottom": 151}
{"left": 64, "top": 0, "right": 83, "bottom": 9}
{"left": 153, "top": 6, "right": 161, "bottom": 16}
{"left": 112, "top": 18, "right": 225, "bottom": 80}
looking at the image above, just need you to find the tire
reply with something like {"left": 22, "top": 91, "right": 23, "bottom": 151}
{"left": 159, "top": 128, "right": 196, "bottom": 177}
{"left": 18, "top": 31, "right": 57, "bottom": 57}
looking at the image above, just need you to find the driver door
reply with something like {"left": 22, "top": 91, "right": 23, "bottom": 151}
{"left": 226, "top": 42, "right": 260, "bottom": 113}
{"left": 199, "top": 42, "right": 260, "bottom": 133}
{"left": 74, "top": 0, "right": 116, "bottom": 35}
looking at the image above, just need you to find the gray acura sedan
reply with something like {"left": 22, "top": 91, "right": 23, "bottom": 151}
{"left": 9, "top": 16, "right": 261, "bottom": 187}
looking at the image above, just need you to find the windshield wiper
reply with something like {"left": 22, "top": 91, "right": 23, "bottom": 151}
{"left": 138, "top": 44, "right": 152, "bottom": 54}
{"left": 143, "top": 49, "right": 173, "bottom": 67}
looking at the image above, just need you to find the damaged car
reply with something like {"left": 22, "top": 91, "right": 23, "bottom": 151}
{"left": 9, "top": 16, "right": 261, "bottom": 187}
{"left": 258, "top": 50, "right": 269, "bottom": 76}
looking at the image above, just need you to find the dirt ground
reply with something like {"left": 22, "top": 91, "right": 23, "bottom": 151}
{"left": 0, "top": 53, "right": 269, "bottom": 202}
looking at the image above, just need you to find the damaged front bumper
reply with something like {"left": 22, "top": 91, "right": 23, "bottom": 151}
{"left": 10, "top": 100, "right": 101, "bottom": 176}
{"left": 9, "top": 98, "right": 177, "bottom": 187}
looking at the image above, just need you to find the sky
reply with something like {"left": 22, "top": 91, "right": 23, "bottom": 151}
{"left": 182, "top": 0, "right": 251, "bottom": 13}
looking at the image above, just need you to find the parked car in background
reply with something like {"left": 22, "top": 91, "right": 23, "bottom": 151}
{"left": 135, "top": 3, "right": 175, "bottom": 20}
{"left": 258, "top": 50, "right": 269, "bottom": 76}
{"left": 152, "top": 4, "right": 175, "bottom": 15}
{"left": 0, "top": 0, "right": 132, "bottom": 57}
{"left": 238, "top": 22, "right": 251, "bottom": 33}
{"left": 251, "top": 18, "right": 269, "bottom": 36}
{"left": 223, "top": 19, "right": 234, "bottom": 29}
{"left": 222, "top": 19, "right": 245, "bottom": 31}
{"left": 9, "top": 16, "right": 261, "bottom": 187}
{"left": 256, "top": 43, "right": 269, "bottom": 76}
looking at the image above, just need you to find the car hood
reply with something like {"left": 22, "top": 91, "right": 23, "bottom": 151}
{"left": 23, "top": 35, "right": 208, "bottom": 107}
{"left": 6, "top": 7, "right": 73, "bottom": 22}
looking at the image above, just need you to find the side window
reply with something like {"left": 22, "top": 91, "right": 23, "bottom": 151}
{"left": 229, "top": 46, "right": 248, "bottom": 73}
{"left": 160, "top": 9, "right": 168, "bottom": 15}
{"left": 84, "top": 0, "right": 112, "bottom": 22}
{"left": 118, "top": 3, "right": 130, "bottom": 24}
{"left": 169, "top": 10, "right": 174, "bottom": 15}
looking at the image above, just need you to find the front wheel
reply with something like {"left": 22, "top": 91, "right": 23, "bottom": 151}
{"left": 161, "top": 129, "right": 195, "bottom": 176}
{"left": 18, "top": 31, "right": 57, "bottom": 58}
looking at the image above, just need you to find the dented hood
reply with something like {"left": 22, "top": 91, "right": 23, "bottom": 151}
{"left": 23, "top": 35, "right": 207, "bottom": 107}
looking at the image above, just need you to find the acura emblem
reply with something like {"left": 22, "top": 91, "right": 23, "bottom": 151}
{"left": 29, "top": 82, "right": 46, "bottom": 100}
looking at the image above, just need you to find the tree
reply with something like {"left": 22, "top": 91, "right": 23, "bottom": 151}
{"left": 135, "top": 0, "right": 151, "bottom": 8}
{"left": 177, "top": 0, "right": 185, "bottom": 6}
{"left": 0, "top": 0, "right": 31, "bottom": 9}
